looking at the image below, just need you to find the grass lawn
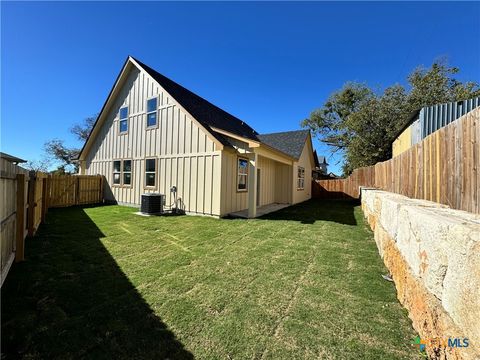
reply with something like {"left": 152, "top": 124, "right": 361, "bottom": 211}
{"left": 2, "top": 200, "right": 423, "bottom": 359}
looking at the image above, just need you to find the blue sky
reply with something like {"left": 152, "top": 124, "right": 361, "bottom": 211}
{"left": 2, "top": 1, "right": 479, "bottom": 174}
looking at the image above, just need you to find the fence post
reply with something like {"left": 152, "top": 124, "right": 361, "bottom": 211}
{"left": 75, "top": 176, "right": 80, "bottom": 205}
{"left": 100, "top": 176, "right": 104, "bottom": 203}
{"left": 15, "top": 174, "right": 26, "bottom": 262}
{"left": 41, "top": 178, "right": 48, "bottom": 222}
{"left": 27, "top": 171, "right": 36, "bottom": 237}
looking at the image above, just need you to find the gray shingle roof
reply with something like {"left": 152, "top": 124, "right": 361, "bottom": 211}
{"left": 133, "top": 57, "right": 259, "bottom": 145}
{"left": 257, "top": 130, "right": 310, "bottom": 159}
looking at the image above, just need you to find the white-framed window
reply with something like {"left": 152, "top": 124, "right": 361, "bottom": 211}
{"left": 237, "top": 158, "right": 248, "bottom": 191}
{"left": 297, "top": 166, "right": 305, "bottom": 190}
{"left": 145, "top": 158, "right": 156, "bottom": 187}
{"left": 146, "top": 97, "right": 157, "bottom": 128}
{"left": 119, "top": 106, "right": 128, "bottom": 133}
{"left": 113, "top": 160, "right": 132, "bottom": 186}
{"left": 113, "top": 160, "right": 121, "bottom": 185}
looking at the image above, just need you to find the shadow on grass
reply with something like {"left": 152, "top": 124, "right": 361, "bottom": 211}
{"left": 1, "top": 207, "right": 193, "bottom": 359}
{"left": 258, "top": 199, "right": 359, "bottom": 225}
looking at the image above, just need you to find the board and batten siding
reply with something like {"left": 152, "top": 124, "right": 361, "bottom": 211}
{"left": 220, "top": 152, "right": 293, "bottom": 216}
{"left": 84, "top": 66, "right": 222, "bottom": 216}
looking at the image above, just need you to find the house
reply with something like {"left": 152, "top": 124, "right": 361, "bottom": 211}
{"left": 392, "top": 96, "right": 480, "bottom": 157}
{"left": 77, "top": 56, "right": 316, "bottom": 218}
{"left": 312, "top": 150, "right": 328, "bottom": 179}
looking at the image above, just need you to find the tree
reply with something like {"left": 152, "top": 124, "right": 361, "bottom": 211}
{"left": 70, "top": 115, "right": 96, "bottom": 142}
{"left": 24, "top": 157, "right": 52, "bottom": 172}
{"left": 302, "top": 61, "right": 480, "bottom": 175}
{"left": 43, "top": 114, "right": 97, "bottom": 173}
{"left": 44, "top": 139, "right": 80, "bottom": 173}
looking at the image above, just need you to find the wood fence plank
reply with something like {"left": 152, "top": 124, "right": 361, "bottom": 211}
{"left": 15, "top": 174, "right": 26, "bottom": 262}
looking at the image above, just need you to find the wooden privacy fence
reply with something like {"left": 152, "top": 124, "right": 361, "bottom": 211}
{"left": 0, "top": 169, "right": 104, "bottom": 286}
{"left": 313, "top": 108, "right": 479, "bottom": 214}
{"left": 48, "top": 175, "right": 103, "bottom": 207}
{"left": 0, "top": 158, "right": 29, "bottom": 286}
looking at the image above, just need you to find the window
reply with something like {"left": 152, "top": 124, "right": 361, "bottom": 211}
{"left": 113, "top": 160, "right": 132, "bottom": 186}
{"left": 113, "top": 160, "right": 121, "bottom": 185}
{"left": 145, "top": 159, "right": 156, "bottom": 187}
{"left": 123, "top": 160, "right": 132, "bottom": 185}
{"left": 146, "top": 98, "right": 157, "bottom": 127}
{"left": 119, "top": 106, "right": 128, "bottom": 133}
{"left": 237, "top": 158, "right": 248, "bottom": 191}
{"left": 297, "top": 167, "right": 305, "bottom": 190}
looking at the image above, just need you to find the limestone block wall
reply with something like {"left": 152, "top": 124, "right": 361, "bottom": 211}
{"left": 361, "top": 188, "right": 480, "bottom": 360}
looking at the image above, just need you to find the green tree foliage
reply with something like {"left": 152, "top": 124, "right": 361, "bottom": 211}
{"left": 44, "top": 114, "right": 97, "bottom": 173}
{"left": 302, "top": 61, "right": 480, "bottom": 175}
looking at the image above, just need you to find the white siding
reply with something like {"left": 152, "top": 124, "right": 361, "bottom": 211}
{"left": 85, "top": 66, "right": 221, "bottom": 215}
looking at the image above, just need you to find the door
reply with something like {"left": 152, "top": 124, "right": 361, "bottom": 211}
{"left": 257, "top": 169, "right": 261, "bottom": 206}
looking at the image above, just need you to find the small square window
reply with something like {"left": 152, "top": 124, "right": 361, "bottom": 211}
{"left": 123, "top": 160, "right": 132, "bottom": 172}
{"left": 120, "top": 119, "right": 128, "bottom": 133}
{"left": 113, "top": 161, "right": 121, "bottom": 172}
{"left": 147, "top": 98, "right": 157, "bottom": 113}
{"left": 147, "top": 113, "right": 157, "bottom": 127}
{"left": 113, "top": 173, "right": 121, "bottom": 185}
{"left": 146, "top": 173, "right": 156, "bottom": 187}
{"left": 120, "top": 106, "right": 128, "bottom": 120}
{"left": 123, "top": 173, "right": 131, "bottom": 185}
{"left": 146, "top": 159, "right": 156, "bottom": 172}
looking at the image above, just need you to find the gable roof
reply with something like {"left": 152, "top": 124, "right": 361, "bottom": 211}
{"left": 257, "top": 130, "right": 310, "bottom": 159}
{"left": 132, "top": 57, "right": 259, "bottom": 143}
{"left": 79, "top": 56, "right": 316, "bottom": 162}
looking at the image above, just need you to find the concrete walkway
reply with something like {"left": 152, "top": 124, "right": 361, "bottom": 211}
{"left": 229, "top": 203, "right": 290, "bottom": 218}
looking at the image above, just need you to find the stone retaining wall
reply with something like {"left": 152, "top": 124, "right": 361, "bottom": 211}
{"left": 361, "top": 188, "right": 480, "bottom": 360}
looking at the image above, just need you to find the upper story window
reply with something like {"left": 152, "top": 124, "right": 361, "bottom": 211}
{"left": 237, "top": 158, "right": 248, "bottom": 191}
{"left": 146, "top": 98, "right": 157, "bottom": 128}
{"left": 119, "top": 106, "right": 128, "bottom": 133}
{"left": 145, "top": 159, "right": 156, "bottom": 187}
{"left": 297, "top": 166, "right": 305, "bottom": 190}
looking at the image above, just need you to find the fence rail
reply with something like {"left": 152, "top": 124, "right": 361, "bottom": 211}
{"left": 313, "top": 108, "right": 479, "bottom": 214}
{"left": 0, "top": 168, "right": 104, "bottom": 286}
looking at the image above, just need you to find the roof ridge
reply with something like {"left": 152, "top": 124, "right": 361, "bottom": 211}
{"left": 260, "top": 129, "right": 309, "bottom": 135}
{"left": 131, "top": 57, "right": 259, "bottom": 141}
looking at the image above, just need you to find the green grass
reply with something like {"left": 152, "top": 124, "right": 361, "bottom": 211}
{"left": 2, "top": 200, "right": 423, "bottom": 359}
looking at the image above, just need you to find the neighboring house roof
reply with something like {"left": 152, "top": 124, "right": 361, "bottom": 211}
{"left": 0, "top": 152, "right": 26, "bottom": 164}
{"left": 132, "top": 57, "right": 259, "bottom": 143}
{"left": 257, "top": 130, "right": 310, "bottom": 159}
{"left": 313, "top": 150, "right": 320, "bottom": 168}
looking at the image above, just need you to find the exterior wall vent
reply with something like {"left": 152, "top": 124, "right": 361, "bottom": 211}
{"left": 141, "top": 193, "right": 164, "bottom": 215}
